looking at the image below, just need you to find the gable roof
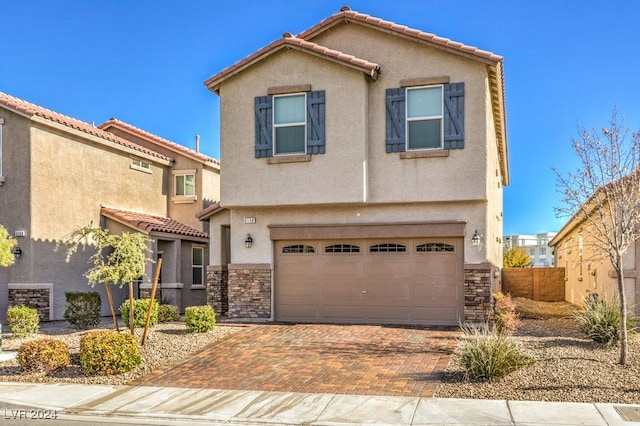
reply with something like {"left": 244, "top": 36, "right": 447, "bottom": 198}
{"left": 298, "top": 6, "right": 503, "bottom": 64}
{"left": 203, "top": 6, "right": 509, "bottom": 185}
{"left": 101, "top": 206, "right": 208, "bottom": 240}
{"left": 204, "top": 34, "right": 380, "bottom": 93}
{"left": 98, "top": 118, "right": 220, "bottom": 169}
{"left": 0, "top": 92, "right": 172, "bottom": 164}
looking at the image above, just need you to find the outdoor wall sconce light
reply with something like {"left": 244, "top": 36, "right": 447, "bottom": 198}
{"left": 12, "top": 246, "right": 22, "bottom": 259}
{"left": 471, "top": 230, "right": 481, "bottom": 247}
{"left": 245, "top": 234, "right": 253, "bottom": 248}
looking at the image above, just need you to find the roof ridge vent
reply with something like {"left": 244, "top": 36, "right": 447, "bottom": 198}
{"left": 283, "top": 32, "right": 294, "bottom": 38}
{"left": 340, "top": 5, "right": 351, "bottom": 11}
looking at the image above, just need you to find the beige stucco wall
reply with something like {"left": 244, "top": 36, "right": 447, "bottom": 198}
{"left": 214, "top": 22, "right": 505, "bottom": 267}
{"left": 218, "top": 204, "right": 486, "bottom": 266}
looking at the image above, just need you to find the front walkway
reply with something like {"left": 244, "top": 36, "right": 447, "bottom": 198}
{"left": 133, "top": 323, "right": 459, "bottom": 397}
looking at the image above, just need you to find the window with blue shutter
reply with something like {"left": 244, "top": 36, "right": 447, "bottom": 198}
{"left": 254, "top": 95, "right": 273, "bottom": 158}
{"left": 385, "top": 82, "right": 464, "bottom": 153}
{"left": 255, "top": 90, "right": 325, "bottom": 158}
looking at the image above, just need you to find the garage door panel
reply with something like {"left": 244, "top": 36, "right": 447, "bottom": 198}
{"left": 275, "top": 238, "right": 463, "bottom": 325}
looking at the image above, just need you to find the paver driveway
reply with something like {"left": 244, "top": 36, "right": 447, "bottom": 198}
{"left": 134, "top": 323, "right": 459, "bottom": 397}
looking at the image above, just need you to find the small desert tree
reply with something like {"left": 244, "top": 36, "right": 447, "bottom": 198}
{"left": 554, "top": 110, "right": 640, "bottom": 365}
{"left": 59, "top": 225, "right": 153, "bottom": 334}
{"left": 0, "top": 225, "right": 18, "bottom": 267}
{"left": 503, "top": 247, "right": 532, "bottom": 267}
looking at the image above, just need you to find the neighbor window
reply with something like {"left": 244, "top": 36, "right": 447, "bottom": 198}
{"left": 175, "top": 173, "right": 195, "bottom": 196}
{"left": 131, "top": 158, "right": 150, "bottom": 171}
{"left": 406, "top": 86, "right": 443, "bottom": 150}
{"left": 273, "top": 94, "right": 306, "bottom": 155}
{"left": 192, "top": 247, "right": 204, "bottom": 286}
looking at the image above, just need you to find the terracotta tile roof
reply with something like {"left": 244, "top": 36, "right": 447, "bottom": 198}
{"left": 101, "top": 206, "right": 208, "bottom": 240}
{"left": 205, "top": 7, "right": 502, "bottom": 92}
{"left": 298, "top": 7, "right": 503, "bottom": 64}
{"left": 196, "top": 202, "right": 225, "bottom": 221}
{"left": 205, "top": 34, "right": 380, "bottom": 92}
{"left": 98, "top": 118, "right": 220, "bottom": 168}
{"left": 0, "top": 92, "right": 172, "bottom": 163}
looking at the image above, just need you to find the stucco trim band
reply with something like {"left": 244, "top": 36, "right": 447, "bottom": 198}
{"left": 267, "top": 155, "right": 312, "bottom": 164}
{"left": 228, "top": 263, "right": 272, "bottom": 270}
{"left": 269, "top": 221, "right": 467, "bottom": 240}
{"left": 400, "top": 150, "right": 449, "bottom": 159}
{"left": 268, "top": 84, "right": 312, "bottom": 95}
{"left": 400, "top": 76, "right": 450, "bottom": 87}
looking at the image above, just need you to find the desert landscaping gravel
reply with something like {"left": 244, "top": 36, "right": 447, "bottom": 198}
{"left": 436, "top": 299, "right": 640, "bottom": 404}
{"left": 2, "top": 299, "right": 640, "bottom": 405}
{"left": 0, "top": 320, "right": 246, "bottom": 385}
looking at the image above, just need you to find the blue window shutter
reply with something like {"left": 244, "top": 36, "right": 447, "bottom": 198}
{"left": 385, "top": 88, "right": 405, "bottom": 153}
{"left": 306, "top": 90, "right": 325, "bottom": 154}
{"left": 443, "top": 82, "right": 465, "bottom": 149}
{"left": 254, "top": 95, "right": 273, "bottom": 158}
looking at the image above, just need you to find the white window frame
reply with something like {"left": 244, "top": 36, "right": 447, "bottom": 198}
{"left": 272, "top": 93, "right": 307, "bottom": 156}
{"left": 130, "top": 158, "right": 151, "bottom": 173}
{"left": 172, "top": 169, "right": 197, "bottom": 202}
{"left": 192, "top": 246, "right": 204, "bottom": 288}
{"left": 405, "top": 85, "right": 444, "bottom": 151}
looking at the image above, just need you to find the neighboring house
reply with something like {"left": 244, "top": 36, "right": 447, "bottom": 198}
{"left": 0, "top": 92, "right": 219, "bottom": 322}
{"left": 504, "top": 232, "right": 557, "bottom": 266}
{"left": 199, "top": 7, "right": 509, "bottom": 325}
{"left": 550, "top": 215, "right": 640, "bottom": 314}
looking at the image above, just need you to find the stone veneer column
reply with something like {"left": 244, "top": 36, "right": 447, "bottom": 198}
{"left": 226, "top": 264, "right": 271, "bottom": 319}
{"left": 8, "top": 284, "right": 53, "bottom": 321}
{"left": 206, "top": 265, "right": 228, "bottom": 316}
{"left": 463, "top": 262, "right": 497, "bottom": 322}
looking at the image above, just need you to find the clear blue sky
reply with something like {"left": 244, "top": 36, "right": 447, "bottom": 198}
{"left": 2, "top": 0, "right": 639, "bottom": 235}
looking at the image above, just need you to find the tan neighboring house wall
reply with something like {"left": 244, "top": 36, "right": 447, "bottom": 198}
{"left": 550, "top": 216, "right": 640, "bottom": 314}
{"left": 0, "top": 93, "right": 219, "bottom": 321}
{"left": 201, "top": 7, "right": 509, "bottom": 325}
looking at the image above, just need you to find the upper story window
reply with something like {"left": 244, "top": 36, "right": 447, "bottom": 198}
{"left": 255, "top": 89, "right": 325, "bottom": 158}
{"left": 176, "top": 174, "right": 195, "bottom": 196}
{"left": 274, "top": 94, "right": 306, "bottom": 155}
{"left": 386, "top": 82, "right": 464, "bottom": 153}
{"left": 130, "top": 158, "right": 151, "bottom": 173}
{"left": 406, "top": 86, "right": 443, "bottom": 150}
{"left": 172, "top": 169, "right": 196, "bottom": 202}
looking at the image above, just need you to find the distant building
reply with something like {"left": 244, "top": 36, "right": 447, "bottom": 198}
{"left": 504, "top": 232, "right": 557, "bottom": 267}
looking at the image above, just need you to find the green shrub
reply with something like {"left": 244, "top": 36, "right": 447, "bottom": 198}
{"left": 7, "top": 305, "right": 39, "bottom": 337}
{"left": 158, "top": 304, "right": 180, "bottom": 322}
{"left": 185, "top": 305, "right": 216, "bottom": 333}
{"left": 457, "top": 322, "right": 533, "bottom": 380}
{"left": 119, "top": 299, "right": 158, "bottom": 329}
{"left": 490, "top": 292, "right": 521, "bottom": 335}
{"left": 64, "top": 291, "right": 102, "bottom": 330}
{"left": 80, "top": 330, "right": 142, "bottom": 375}
{"left": 17, "top": 338, "right": 70, "bottom": 373}
{"left": 573, "top": 296, "right": 635, "bottom": 345}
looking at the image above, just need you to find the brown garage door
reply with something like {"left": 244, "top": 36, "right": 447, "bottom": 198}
{"left": 274, "top": 238, "right": 463, "bottom": 325}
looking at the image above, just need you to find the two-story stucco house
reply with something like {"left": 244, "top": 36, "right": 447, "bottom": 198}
{"left": 0, "top": 92, "right": 220, "bottom": 322}
{"left": 200, "top": 7, "right": 509, "bottom": 325}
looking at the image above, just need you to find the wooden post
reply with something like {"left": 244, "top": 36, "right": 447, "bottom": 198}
{"left": 104, "top": 282, "right": 119, "bottom": 332}
{"left": 129, "top": 282, "right": 134, "bottom": 335}
{"left": 141, "top": 258, "right": 162, "bottom": 346}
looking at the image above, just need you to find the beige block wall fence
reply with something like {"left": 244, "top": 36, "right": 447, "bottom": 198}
{"left": 502, "top": 267, "right": 565, "bottom": 302}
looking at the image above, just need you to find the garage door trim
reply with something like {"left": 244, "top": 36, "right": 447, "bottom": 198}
{"left": 269, "top": 221, "right": 467, "bottom": 240}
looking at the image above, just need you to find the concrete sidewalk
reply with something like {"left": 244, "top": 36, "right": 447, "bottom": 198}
{"left": 0, "top": 382, "right": 639, "bottom": 425}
